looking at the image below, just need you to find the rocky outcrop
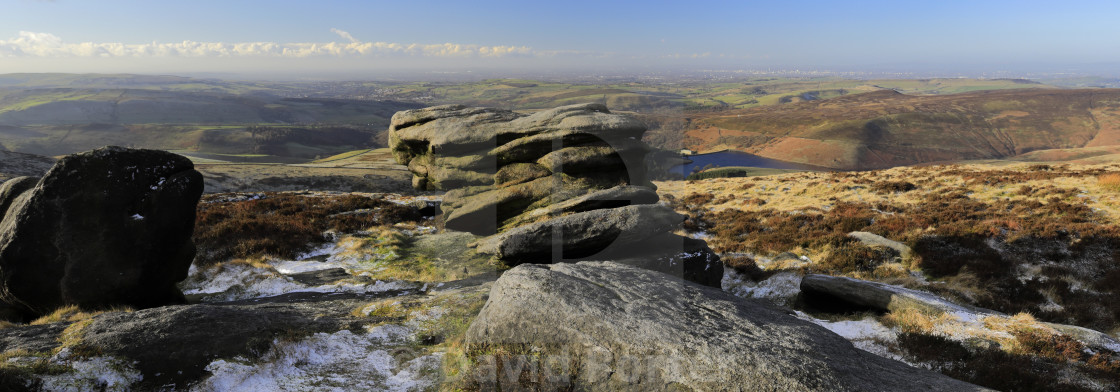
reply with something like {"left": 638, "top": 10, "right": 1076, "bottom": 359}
{"left": 465, "top": 262, "right": 986, "bottom": 391}
{"left": 0, "top": 146, "right": 204, "bottom": 321}
{"left": 390, "top": 103, "right": 653, "bottom": 232}
{"left": 390, "top": 103, "right": 722, "bottom": 287}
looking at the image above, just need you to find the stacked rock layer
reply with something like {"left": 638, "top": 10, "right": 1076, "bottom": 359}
{"left": 389, "top": 103, "right": 723, "bottom": 286}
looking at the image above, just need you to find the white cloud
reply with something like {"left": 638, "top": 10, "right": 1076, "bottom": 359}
{"left": 330, "top": 28, "right": 359, "bottom": 44}
{"left": 0, "top": 30, "right": 535, "bottom": 59}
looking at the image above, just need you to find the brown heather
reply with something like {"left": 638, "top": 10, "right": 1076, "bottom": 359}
{"left": 193, "top": 193, "right": 423, "bottom": 265}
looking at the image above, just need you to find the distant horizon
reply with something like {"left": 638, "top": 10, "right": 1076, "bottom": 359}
{"left": 3, "top": 1, "right": 1119, "bottom": 78}
{"left": 3, "top": 66, "right": 1119, "bottom": 84}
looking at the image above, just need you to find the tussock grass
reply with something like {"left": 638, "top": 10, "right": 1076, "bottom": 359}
{"left": 352, "top": 299, "right": 409, "bottom": 320}
{"left": 30, "top": 305, "right": 133, "bottom": 326}
{"left": 1098, "top": 173, "right": 1120, "bottom": 191}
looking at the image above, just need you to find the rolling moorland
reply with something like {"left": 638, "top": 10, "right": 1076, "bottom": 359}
{"left": 2, "top": 74, "right": 1120, "bottom": 390}
{"left": 683, "top": 89, "right": 1120, "bottom": 170}
{"left": 1, "top": 74, "right": 1115, "bottom": 172}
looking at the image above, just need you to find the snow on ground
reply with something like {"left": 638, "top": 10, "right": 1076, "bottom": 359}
{"left": 193, "top": 329, "right": 443, "bottom": 392}
{"left": 794, "top": 312, "right": 908, "bottom": 364}
{"left": 194, "top": 306, "right": 448, "bottom": 392}
{"left": 722, "top": 270, "right": 803, "bottom": 304}
{"left": 34, "top": 349, "right": 143, "bottom": 392}
{"left": 181, "top": 233, "right": 424, "bottom": 302}
{"left": 180, "top": 262, "right": 414, "bottom": 302}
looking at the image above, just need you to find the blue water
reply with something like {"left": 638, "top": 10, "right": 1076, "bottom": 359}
{"left": 670, "top": 150, "right": 819, "bottom": 175}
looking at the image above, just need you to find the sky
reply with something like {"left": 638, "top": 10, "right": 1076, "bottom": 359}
{"left": 1, "top": 0, "right": 1119, "bottom": 78}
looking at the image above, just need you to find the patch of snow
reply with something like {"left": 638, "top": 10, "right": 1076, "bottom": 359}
{"left": 37, "top": 352, "right": 142, "bottom": 392}
{"left": 180, "top": 262, "right": 412, "bottom": 302}
{"left": 193, "top": 330, "right": 442, "bottom": 392}
{"left": 294, "top": 242, "right": 336, "bottom": 261}
{"left": 723, "top": 270, "right": 802, "bottom": 303}
{"left": 687, "top": 231, "right": 711, "bottom": 240}
{"left": 795, "top": 312, "right": 906, "bottom": 363}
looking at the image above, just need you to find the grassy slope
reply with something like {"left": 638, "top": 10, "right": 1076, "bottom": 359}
{"left": 684, "top": 88, "right": 1120, "bottom": 170}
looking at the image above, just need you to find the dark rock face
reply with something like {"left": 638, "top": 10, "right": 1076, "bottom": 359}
{"left": 389, "top": 104, "right": 723, "bottom": 287}
{"left": 0, "top": 146, "right": 204, "bottom": 321}
{"left": 465, "top": 262, "right": 988, "bottom": 391}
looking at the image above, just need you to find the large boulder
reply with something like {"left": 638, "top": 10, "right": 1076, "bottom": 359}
{"left": 465, "top": 262, "right": 986, "bottom": 391}
{"left": 0, "top": 146, "right": 204, "bottom": 321}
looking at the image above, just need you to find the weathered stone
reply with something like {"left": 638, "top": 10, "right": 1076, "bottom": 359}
{"left": 0, "top": 146, "right": 203, "bottom": 321}
{"left": 523, "top": 184, "right": 659, "bottom": 219}
{"left": 848, "top": 231, "right": 912, "bottom": 262}
{"left": 474, "top": 204, "right": 684, "bottom": 264}
{"left": 442, "top": 176, "right": 587, "bottom": 235}
{"left": 494, "top": 163, "right": 551, "bottom": 188}
{"left": 390, "top": 103, "right": 646, "bottom": 190}
{"left": 587, "top": 233, "right": 724, "bottom": 288}
{"left": 422, "top": 165, "right": 493, "bottom": 190}
{"left": 535, "top": 140, "right": 648, "bottom": 172}
{"left": 389, "top": 105, "right": 522, "bottom": 163}
{"left": 465, "top": 262, "right": 987, "bottom": 391}
{"left": 0, "top": 176, "right": 37, "bottom": 217}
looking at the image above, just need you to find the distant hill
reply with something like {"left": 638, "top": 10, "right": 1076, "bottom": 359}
{"left": 683, "top": 88, "right": 1120, "bottom": 170}
{"left": 0, "top": 150, "right": 54, "bottom": 180}
{"left": 0, "top": 87, "right": 421, "bottom": 157}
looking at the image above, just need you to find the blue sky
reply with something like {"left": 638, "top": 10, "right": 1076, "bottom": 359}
{"left": 2, "top": 0, "right": 1118, "bottom": 76}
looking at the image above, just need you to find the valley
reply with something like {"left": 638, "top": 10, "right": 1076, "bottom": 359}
{"left": 3, "top": 73, "right": 1120, "bottom": 390}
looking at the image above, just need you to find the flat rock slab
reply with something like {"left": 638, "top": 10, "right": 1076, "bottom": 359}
{"left": 466, "top": 261, "right": 986, "bottom": 391}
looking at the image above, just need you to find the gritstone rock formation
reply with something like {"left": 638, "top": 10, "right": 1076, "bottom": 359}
{"left": 0, "top": 146, "right": 204, "bottom": 321}
{"left": 389, "top": 103, "right": 722, "bottom": 286}
{"left": 465, "top": 262, "right": 988, "bottom": 391}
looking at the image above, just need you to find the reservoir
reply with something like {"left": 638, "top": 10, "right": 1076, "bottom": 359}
{"left": 670, "top": 150, "right": 822, "bottom": 175}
